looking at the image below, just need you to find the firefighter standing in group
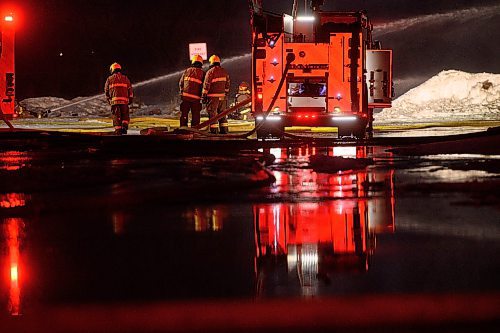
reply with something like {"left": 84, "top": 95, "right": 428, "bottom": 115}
{"left": 179, "top": 55, "right": 205, "bottom": 127}
{"left": 202, "top": 55, "right": 230, "bottom": 134}
{"left": 105, "top": 63, "right": 134, "bottom": 135}
{"left": 231, "top": 81, "right": 252, "bottom": 120}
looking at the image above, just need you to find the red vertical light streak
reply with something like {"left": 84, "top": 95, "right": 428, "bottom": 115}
{"left": 5, "top": 217, "right": 21, "bottom": 315}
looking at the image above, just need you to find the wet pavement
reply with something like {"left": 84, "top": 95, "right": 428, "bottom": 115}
{"left": 0, "top": 133, "right": 499, "bottom": 330}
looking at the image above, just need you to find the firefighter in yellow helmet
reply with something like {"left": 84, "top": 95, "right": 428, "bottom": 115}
{"left": 202, "top": 55, "right": 231, "bottom": 134}
{"left": 104, "top": 63, "right": 133, "bottom": 135}
{"left": 179, "top": 54, "right": 205, "bottom": 127}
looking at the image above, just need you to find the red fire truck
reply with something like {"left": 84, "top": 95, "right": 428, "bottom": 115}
{"left": 249, "top": 1, "right": 393, "bottom": 139}
{"left": 0, "top": 12, "right": 15, "bottom": 119}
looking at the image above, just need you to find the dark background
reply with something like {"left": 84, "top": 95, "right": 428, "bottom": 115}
{"left": 6, "top": 0, "right": 500, "bottom": 99}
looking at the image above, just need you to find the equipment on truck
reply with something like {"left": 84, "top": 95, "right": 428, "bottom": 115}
{"left": 249, "top": 0, "right": 393, "bottom": 140}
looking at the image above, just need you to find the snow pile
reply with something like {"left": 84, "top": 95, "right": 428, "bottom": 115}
{"left": 18, "top": 96, "right": 173, "bottom": 118}
{"left": 20, "top": 97, "right": 68, "bottom": 109}
{"left": 19, "top": 96, "right": 110, "bottom": 118}
{"left": 375, "top": 70, "right": 500, "bottom": 124}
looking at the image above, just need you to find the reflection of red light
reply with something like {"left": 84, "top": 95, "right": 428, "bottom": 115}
{"left": 112, "top": 212, "right": 126, "bottom": 234}
{"left": 255, "top": 202, "right": 367, "bottom": 255}
{"left": 11, "top": 265, "right": 18, "bottom": 281}
{"left": 0, "top": 151, "right": 31, "bottom": 171}
{"left": 5, "top": 218, "right": 22, "bottom": 315}
{"left": 0, "top": 193, "right": 27, "bottom": 208}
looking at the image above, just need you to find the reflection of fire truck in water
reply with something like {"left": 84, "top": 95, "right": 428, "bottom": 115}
{"left": 254, "top": 146, "right": 395, "bottom": 296}
{"left": 249, "top": 0, "right": 393, "bottom": 139}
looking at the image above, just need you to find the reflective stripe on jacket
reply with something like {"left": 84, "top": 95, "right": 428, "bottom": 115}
{"left": 202, "top": 65, "right": 230, "bottom": 99}
{"left": 105, "top": 73, "right": 133, "bottom": 105}
{"left": 179, "top": 66, "right": 205, "bottom": 101}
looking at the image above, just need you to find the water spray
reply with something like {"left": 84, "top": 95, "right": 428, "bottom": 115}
{"left": 49, "top": 54, "right": 251, "bottom": 112}
{"left": 375, "top": 4, "right": 500, "bottom": 37}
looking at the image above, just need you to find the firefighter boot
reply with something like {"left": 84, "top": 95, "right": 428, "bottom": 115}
{"left": 209, "top": 123, "right": 219, "bottom": 134}
{"left": 219, "top": 118, "right": 229, "bottom": 134}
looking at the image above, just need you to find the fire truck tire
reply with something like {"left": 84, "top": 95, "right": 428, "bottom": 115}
{"left": 338, "top": 126, "right": 366, "bottom": 140}
{"left": 256, "top": 120, "right": 284, "bottom": 140}
{"left": 337, "top": 127, "right": 351, "bottom": 138}
{"left": 354, "top": 128, "right": 366, "bottom": 140}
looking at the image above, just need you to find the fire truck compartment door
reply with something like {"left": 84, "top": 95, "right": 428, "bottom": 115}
{"left": 366, "top": 50, "right": 393, "bottom": 106}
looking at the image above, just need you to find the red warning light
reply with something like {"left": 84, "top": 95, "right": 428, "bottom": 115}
{"left": 5, "top": 15, "right": 14, "bottom": 22}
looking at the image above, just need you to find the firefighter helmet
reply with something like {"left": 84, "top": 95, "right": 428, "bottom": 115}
{"left": 110, "top": 62, "right": 122, "bottom": 73}
{"left": 191, "top": 54, "right": 203, "bottom": 64}
{"left": 238, "top": 81, "right": 250, "bottom": 91}
{"left": 209, "top": 55, "right": 221, "bottom": 65}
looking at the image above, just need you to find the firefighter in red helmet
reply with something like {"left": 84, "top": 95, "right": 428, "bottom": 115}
{"left": 202, "top": 55, "right": 231, "bottom": 134}
{"left": 179, "top": 54, "right": 205, "bottom": 127}
{"left": 105, "top": 62, "right": 133, "bottom": 135}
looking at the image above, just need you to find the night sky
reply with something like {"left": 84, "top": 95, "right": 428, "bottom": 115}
{"left": 7, "top": 0, "right": 500, "bottom": 99}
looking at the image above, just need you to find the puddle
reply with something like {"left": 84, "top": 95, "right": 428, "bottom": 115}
{"left": 1, "top": 144, "right": 499, "bottom": 315}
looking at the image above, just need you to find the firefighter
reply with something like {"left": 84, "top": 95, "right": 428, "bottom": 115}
{"left": 202, "top": 55, "right": 230, "bottom": 134}
{"left": 179, "top": 54, "right": 205, "bottom": 127}
{"left": 105, "top": 63, "right": 133, "bottom": 135}
{"left": 232, "top": 81, "right": 252, "bottom": 120}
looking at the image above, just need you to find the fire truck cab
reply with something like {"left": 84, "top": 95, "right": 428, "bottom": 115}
{"left": 250, "top": 1, "right": 393, "bottom": 139}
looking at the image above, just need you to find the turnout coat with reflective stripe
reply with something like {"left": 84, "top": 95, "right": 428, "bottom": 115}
{"left": 202, "top": 66, "right": 230, "bottom": 99}
{"left": 179, "top": 66, "right": 205, "bottom": 101}
{"left": 105, "top": 73, "right": 133, "bottom": 105}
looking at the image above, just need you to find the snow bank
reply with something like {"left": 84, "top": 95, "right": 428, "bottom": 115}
{"left": 19, "top": 96, "right": 110, "bottom": 118}
{"left": 375, "top": 70, "right": 500, "bottom": 124}
{"left": 18, "top": 96, "right": 173, "bottom": 118}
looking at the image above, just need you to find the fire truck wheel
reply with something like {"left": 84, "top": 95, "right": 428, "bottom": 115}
{"left": 338, "top": 127, "right": 366, "bottom": 140}
{"left": 338, "top": 127, "right": 351, "bottom": 138}
{"left": 354, "top": 128, "right": 366, "bottom": 140}
{"left": 256, "top": 120, "right": 284, "bottom": 140}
